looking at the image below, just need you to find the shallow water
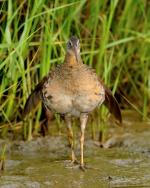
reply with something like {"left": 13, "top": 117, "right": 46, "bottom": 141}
{"left": 0, "top": 111, "right": 150, "bottom": 188}
{"left": 1, "top": 148, "right": 150, "bottom": 188}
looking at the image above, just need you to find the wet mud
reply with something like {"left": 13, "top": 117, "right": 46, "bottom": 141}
{"left": 0, "top": 110, "right": 150, "bottom": 188}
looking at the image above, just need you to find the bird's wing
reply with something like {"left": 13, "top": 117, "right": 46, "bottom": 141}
{"left": 99, "top": 80, "right": 122, "bottom": 124}
{"left": 23, "top": 75, "right": 48, "bottom": 118}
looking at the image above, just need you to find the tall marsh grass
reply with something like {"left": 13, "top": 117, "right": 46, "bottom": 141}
{"left": 0, "top": 0, "right": 149, "bottom": 138}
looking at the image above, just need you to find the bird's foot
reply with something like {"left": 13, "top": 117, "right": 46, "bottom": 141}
{"left": 71, "top": 159, "right": 79, "bottom": 165}
{"left": 65, "top": 161, "right": 98, "bottom": 171}
{"left": 79, "top": 164, "right": 87, "bottom": 171}
{"left": 64, "top": 159, "right": 79, "bottom": 169}
{"left": 79, "top": 164, "right": 99, "bottom": 171}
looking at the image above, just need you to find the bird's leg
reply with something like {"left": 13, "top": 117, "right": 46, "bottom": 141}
{"left": 65, "top": 115, "right": 78, "bottom": 164}
{"left": 80, "top": 113, "right": 88, "bottom": 171}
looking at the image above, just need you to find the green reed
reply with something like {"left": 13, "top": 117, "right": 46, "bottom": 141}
{"left": 0, "top": 144, "right": 6, "bottom": 171}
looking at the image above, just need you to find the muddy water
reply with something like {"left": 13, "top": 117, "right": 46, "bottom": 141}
{"left": 0, "top": 111, "right": 150, "bottom": 188}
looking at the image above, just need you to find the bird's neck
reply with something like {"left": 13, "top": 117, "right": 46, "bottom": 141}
{"left": 64, "top": 53, "right": 82, "bottom": 66}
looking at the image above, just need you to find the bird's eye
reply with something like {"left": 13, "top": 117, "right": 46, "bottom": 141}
{"left": 68, "top": 41, "right": 72, "bottom": 47}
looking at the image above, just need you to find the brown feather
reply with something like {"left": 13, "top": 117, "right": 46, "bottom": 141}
{"left": 23, "top": 76, "right": 48, "bottom": 118}
{"left": 103, "top": 85, "right": 122, "bottom": 124}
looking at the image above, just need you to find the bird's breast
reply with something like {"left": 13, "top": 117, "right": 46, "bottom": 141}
{"left": 41, "top": 64, "right": 105, "bottom": 116}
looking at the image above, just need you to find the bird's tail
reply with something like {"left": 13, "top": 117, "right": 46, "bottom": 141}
{"left": 104, "top": 85, "right": 122, "bottom": 124}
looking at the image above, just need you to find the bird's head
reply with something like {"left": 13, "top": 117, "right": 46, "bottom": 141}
{"left": 66, "top": 36, "right": 80, "bottom": 62}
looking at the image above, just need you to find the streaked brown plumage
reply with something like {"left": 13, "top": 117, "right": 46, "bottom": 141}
{"left": 23, "top": 36, "right": 122, "bottom": 170}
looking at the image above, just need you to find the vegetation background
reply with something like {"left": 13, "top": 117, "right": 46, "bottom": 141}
{"left": 0, "top": 0, "right": 149, "bottom": 139}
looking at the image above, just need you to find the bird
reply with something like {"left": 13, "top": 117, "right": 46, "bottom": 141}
{"left": 23, "top": 36, "right": 122, "bottom": 171}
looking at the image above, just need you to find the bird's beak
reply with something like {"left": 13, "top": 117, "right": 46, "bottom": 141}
{"left": 73, "top": 46, "right": 79, "bottom": 63}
